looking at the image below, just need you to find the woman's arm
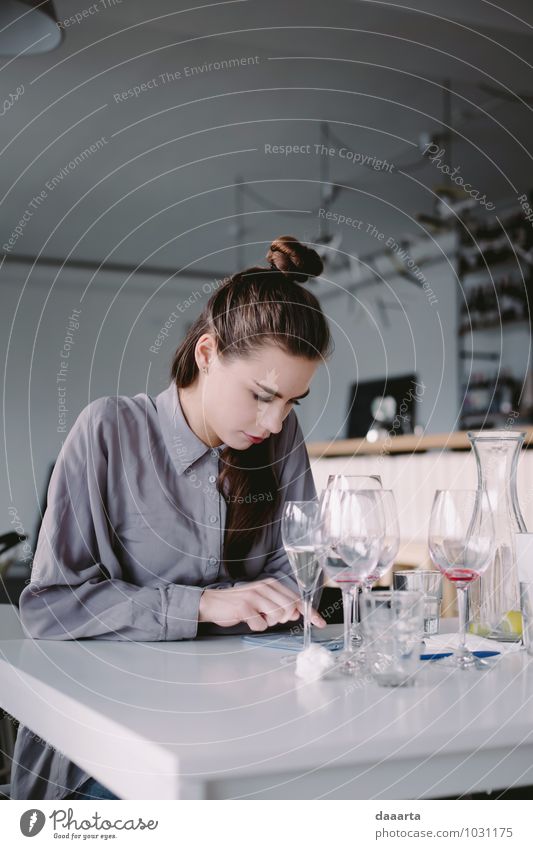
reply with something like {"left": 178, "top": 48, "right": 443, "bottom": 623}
{"left": 19, "top": 398, "right": 220, "bottom": 642}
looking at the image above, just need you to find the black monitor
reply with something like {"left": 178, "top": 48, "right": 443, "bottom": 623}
{"left": 346, "top": 374, "right": 420, "bottom": 438}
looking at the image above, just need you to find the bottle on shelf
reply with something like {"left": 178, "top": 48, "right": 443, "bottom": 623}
{"left": 460, "top": 272, "right": 531, "bottom": 332}
{"left": 461, "top": 370, "right": 522, "bottom": 426}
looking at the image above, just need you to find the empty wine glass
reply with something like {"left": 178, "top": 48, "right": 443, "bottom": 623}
{"left": 319, "top": 488, "right": 385, "bottom": 674}
{"left": 281, "top": 501, "right": 324, "bottom": 653}
{"left": 428, "top": 489, "right": 495, "bottom": 669}
{"left": 326, "top": 475, "right": 382, "bottom": 649}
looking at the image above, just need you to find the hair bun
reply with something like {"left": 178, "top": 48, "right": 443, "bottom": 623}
{"left": 266, "top": 235, "right": 323, "bottom": 283}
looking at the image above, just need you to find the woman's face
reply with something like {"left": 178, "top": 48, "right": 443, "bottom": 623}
{"left": 198, "top": 339, "right": 319, "bottom": 450}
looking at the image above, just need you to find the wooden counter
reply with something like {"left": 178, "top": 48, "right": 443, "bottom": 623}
{"left": 307, "top": 428, "right": 533, "bottom": 457}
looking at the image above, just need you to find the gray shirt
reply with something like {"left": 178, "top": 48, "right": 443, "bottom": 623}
{"left": 10, "top": 381, "right": 319, "bottom": 799}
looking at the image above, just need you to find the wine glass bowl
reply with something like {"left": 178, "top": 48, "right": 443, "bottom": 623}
{"left": 334, "top": 492, "right": 383, "bottom": 584}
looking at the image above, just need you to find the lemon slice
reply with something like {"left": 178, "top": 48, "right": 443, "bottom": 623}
{"left": 500, "top": 610, "right": 522, "bottom": 636}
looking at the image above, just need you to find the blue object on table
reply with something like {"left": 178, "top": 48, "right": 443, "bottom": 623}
{"left": 420, "top": 650, "right": 501, "bottom": 660}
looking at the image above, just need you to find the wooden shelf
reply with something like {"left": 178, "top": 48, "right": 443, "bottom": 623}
{"left": 307, "top": 428, "right": 533, "bottom": 457}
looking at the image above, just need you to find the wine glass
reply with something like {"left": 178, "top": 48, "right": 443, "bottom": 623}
{"left": 281, "top": 501, "right": 324, "bottom": 652}
{"left": 428, "top": 489, "right": 495, "bottom": 669}
{"left": 319, "top": 488, "right": 385, "bottom": 674}
{"left": 326, "top": 475, "right": 382, "bottom": 648}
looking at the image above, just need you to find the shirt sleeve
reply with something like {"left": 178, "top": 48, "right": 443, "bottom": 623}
{"left": 18, "top": 399, "right": 205, "bottom": 642}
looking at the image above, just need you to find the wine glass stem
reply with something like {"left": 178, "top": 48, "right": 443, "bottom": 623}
{"left": 457, "top": 586, "right": 468, "bottom": 653}
{"left": 303, "top": 592, "right": 313, "bottom": 651}
{"left": 352, "top": 587, "right": 360, "bottom": 628}
{"left": 342, "top": 589, "right": 352, "bottom": 654}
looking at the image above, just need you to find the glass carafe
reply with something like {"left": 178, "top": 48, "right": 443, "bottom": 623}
{"left": 467, "top": 430, "right": 527, "bottom": 641}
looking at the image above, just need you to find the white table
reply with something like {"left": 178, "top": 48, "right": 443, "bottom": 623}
{"left": 1, "top": 604, "right": 532, "bottom": 800}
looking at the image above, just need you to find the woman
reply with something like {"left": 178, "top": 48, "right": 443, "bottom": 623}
{"left": 10, "top": 235, "right": 333, "bottom": 800}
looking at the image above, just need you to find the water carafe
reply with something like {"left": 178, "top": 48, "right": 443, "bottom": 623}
{"left": 467, "top": 430, "right": 526, "bottom": 641}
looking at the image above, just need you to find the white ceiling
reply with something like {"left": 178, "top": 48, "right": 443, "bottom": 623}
{"left": 1, "top": 0, "right": 533, "bottom": 283}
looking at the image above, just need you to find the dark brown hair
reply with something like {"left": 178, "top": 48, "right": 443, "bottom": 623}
{"left": 171, "top": 236, "right": 333, "bottom": 578}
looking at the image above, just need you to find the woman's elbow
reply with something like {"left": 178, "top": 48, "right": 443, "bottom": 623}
{"left": 19, "top": 591, "right": 71, "bottom": 640}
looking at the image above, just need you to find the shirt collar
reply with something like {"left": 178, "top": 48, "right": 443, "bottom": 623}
{"left": 155, "top": 381, "right": 227, "bottom": 476}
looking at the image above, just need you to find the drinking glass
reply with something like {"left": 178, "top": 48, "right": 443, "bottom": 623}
{"left": 393, "top": 570, "right": 443, "bottom": 636}
{"left": 319, "top": 488, "right": 385, "bottom": 674}
{"left": 326, "top": 475, "right": 382, "bottom": 648}
{"left": 281, "top": 501, "right": 324, "bottom": 652}
{"left": 428, "top": 489, "right": 495, "bottom": 669}
{"left": 361, "top": 590, "right": 424, "bottom": 687}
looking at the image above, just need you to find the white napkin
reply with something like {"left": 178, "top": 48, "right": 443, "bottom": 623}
{"left": 423, "top": 633, "right": 523, "bottom": 655}
{"left": 295, "top": 644, "right": 336, "bottom": 680}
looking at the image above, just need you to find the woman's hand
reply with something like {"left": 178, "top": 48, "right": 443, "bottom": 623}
{"left": 198, "top": 577, "right": 327, "bottom": 631}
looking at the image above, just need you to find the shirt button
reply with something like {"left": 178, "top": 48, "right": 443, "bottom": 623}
{"left": 208, "top": 556, "right": 219, "bottom": 567}
{"left": 185, "top": 468, "right": 192, "bottom": 475}
{"left": 209, "top": 514, "right": 218, "bottom": 523}
{"left": 210, "top": 449, "right": 219, "bottom": 458}
{"left": 208, "top": 475, "right": 216, "bottom": 483}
